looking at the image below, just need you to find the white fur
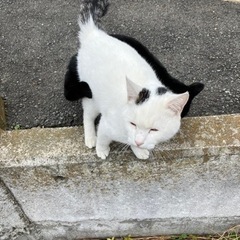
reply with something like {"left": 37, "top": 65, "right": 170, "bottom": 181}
{"left": 77, "top": 17, "right": 189, "bottom": 159}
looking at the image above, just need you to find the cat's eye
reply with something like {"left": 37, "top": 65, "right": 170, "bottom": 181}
{"left": 150, "top": 128, "right": 158, "bottom": 132}
{"left": 130, "top": 122, "right": 136, "bottom": 127}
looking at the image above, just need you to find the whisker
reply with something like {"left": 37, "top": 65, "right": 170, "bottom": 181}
{"left": 119, "top": 144, "right": 130, "bottom": 155}
{"left": 159, "top": 149, "right": 172, "bottom": 162}
{"left": 149, "top": 149, "right": 157, "bottom": 160}
{"left": 111, "top": 142, "right": 122, "bottom": 152}
{"left": 111, "top": 142, "right": 130, "bottom": 156}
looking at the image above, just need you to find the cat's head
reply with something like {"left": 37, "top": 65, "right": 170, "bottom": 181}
{"left": 123, "top": 78, "right": 189, "bottom": 150}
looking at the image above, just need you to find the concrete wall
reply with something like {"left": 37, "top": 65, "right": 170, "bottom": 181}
{"left": 0, "top": 114, "right": 240, "bottom": 239}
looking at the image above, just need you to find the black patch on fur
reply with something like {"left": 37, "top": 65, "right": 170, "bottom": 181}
{"left": 157, "top": 87, "right": 167, "bottom": 95}
{"left": 136, "top": 88, "right": 150, "bottom": 105}
{"left": 64, "top": 54, "right": 92, "bottom": 101}
{"left": 111, "top": 34, "right": 204, "bottom": 117}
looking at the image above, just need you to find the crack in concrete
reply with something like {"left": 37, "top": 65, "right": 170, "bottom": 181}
{"left": 0, "top": 176, "right": 33, "bottom": 227}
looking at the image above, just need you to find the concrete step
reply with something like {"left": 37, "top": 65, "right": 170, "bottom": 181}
{"left": 0, "top": 114, "right": 239, "bottom": 239}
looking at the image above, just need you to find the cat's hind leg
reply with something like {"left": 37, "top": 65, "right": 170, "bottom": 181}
{"left": 82, "top": 98, "right": 99, "bottom": 148}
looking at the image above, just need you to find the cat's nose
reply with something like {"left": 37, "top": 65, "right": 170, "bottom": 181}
{"left": 135, "top": 140, "right": 144, "bottom": 147}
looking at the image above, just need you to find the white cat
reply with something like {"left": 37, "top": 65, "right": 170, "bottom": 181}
{"left": 75, "top": 0, "right": 189, "bottom": 159}
{"left": 65, "top": 0, "right": 204, "bottom": 159}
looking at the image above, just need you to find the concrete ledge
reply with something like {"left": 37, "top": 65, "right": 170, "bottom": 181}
{"left": 0, "top": 114, "right": 239, "bottom": 239}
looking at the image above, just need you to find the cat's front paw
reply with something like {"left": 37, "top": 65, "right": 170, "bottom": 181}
{"left": 96, "top": 146, "right": 110, "bottom": 159}
{"left": 131, "top": 146, "right": 150, "bottom": 159}
{"left": 85, "top": 136, "right": 97, "bottom": 148}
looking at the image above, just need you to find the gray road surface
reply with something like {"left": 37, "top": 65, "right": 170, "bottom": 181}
{"left": 1, "top": 0, "right": 239, "bottom": 129}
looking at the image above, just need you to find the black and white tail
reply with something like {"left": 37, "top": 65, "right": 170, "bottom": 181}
{"left": 79, "top": 0, "right": 109, "bottom": 26}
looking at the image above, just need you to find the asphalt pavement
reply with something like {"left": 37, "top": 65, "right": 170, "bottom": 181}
{"left": 0, "top": 0, "right": 239, "bottom": 129}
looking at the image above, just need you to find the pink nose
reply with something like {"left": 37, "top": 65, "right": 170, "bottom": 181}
{"left": 135, "top": 140, "right": 144, "bottom": 147}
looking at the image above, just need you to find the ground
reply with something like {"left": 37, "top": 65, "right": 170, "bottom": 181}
{"left": 0, "top": 0, "right": 239, "bottom": 129}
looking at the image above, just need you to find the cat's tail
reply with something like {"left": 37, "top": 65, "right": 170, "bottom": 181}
{"left": 78, "top": 0, "right": 109, "bottom": 29}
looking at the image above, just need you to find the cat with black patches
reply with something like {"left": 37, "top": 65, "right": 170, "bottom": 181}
{"left": 64, "top": 0, "right": 204, "bottom": 159}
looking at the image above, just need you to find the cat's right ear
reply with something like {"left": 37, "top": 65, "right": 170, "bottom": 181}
{"left": 167, "top": 92, "right": 189, "bottom": 115}
{"left": 126, "top": 77, "right": 142, "bottom": 102}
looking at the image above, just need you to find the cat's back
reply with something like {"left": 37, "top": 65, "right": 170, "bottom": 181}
{"left": 77, "top": 18, "right": 158, "bottom": 87}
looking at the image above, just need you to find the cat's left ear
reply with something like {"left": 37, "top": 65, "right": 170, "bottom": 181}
{"left": 167, "top": 92, "right": 189, "bottom": 115}
{"left": 126, "top": 76, "right": 142, "bottom": 101}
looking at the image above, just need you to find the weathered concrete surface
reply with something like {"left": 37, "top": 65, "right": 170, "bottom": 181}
{"left": 0, "top": 179, "right": 31, "bottom": 240}
{"left": 0, "top": 97, "right": 6, "bottom": 130}
{"left": 0, "top": 114, "right": 239, "bottom": 239}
